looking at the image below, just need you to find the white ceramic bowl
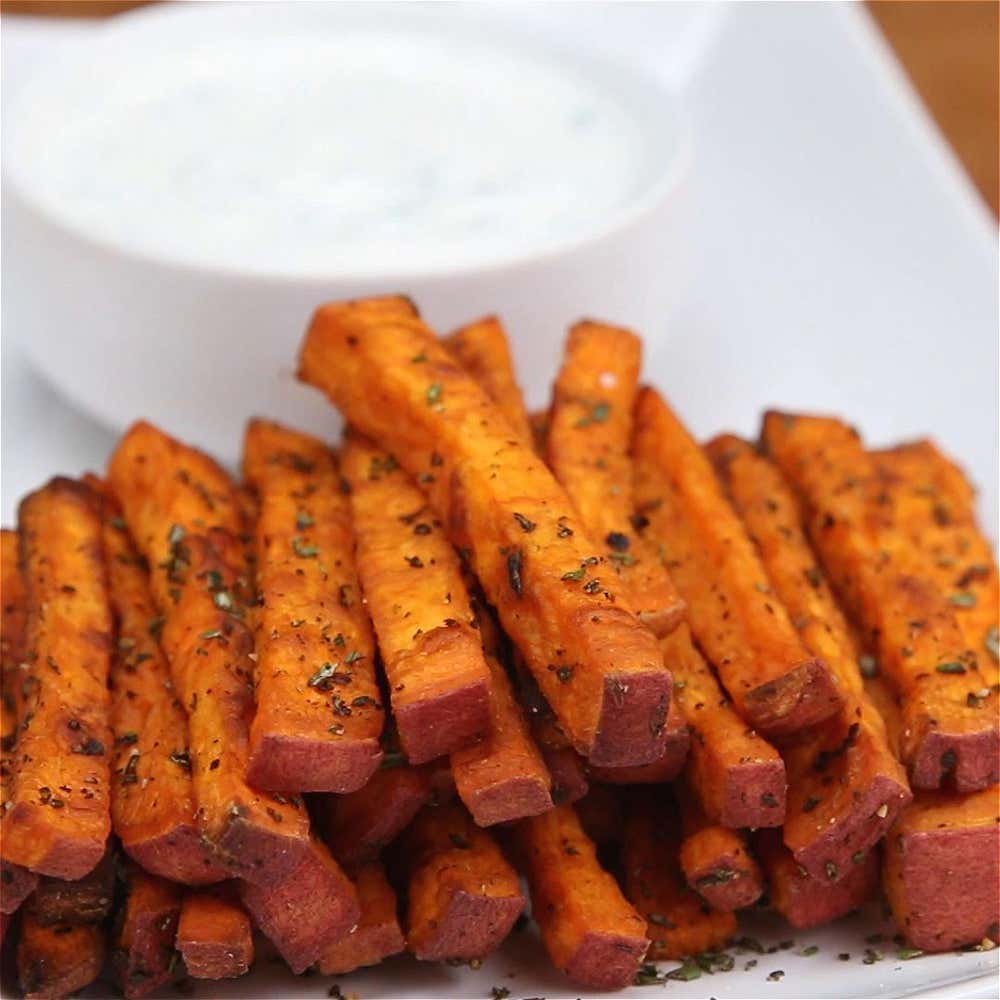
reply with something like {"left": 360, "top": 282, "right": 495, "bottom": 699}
{"left": 3, "top": 2, "right": 692, "bottom": 458}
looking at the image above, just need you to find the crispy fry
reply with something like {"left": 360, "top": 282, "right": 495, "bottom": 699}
{"left": 299, "top": 299, "right": 671, "bottom": 767}
{"left": 242, "top": 420, "right": 383, "bottom": 791}
{"left": 869, "top": 675, "right": 1000, "bottom": 951}
{"left": 587, "top": 695, "right": 689, "bottom": 784}
{"left": 317, "top": 860, "right": 405, "bottom": 974}
{"left": 31, "top": 848, "right": 115, "bottom": 925}
{"left": 668, "top": 624, "right": 786, "bottom": 828}
{"left": 108, "top": 422, "right": 314, "bottom": 883}
{"left": 96, "top": 489, "right": 226, "bottom": 885}
{"left": 755, "top": 828, "right": 878, "bottom": 929}
{"left": 632, "top": 389, "right": 842, "bottom": 736}
{"left": 451, "top": 656, "right": 552, "bottom": 825}
{"left": 340, "top": 429, "right": 491, "bottom": 763}
{"left": 873, "top": 440, "right": 999, "bottom": 688}
{"left": 402, "top": 800, "right": 524, "bottom": 961}
{"left": 176, "top": 886, "right": 253, "bottom": 979}
{"left": 1, "top": 529, "right": 38, "bottom": 912}
{"left": 113, "top": 862, "right": 182, "bottom": 999}
{"left": 761, "top": 412, "right": 998, "bottom": 791}
{"left": 18, "top": 914, "right": 106, "bottom": 1000}
{"left": 883, "top": 786, "right": 999, "bottom": 952}
{"left": 239, "top": 834, "right": 359, "bottom": 974}
{"left": 513, "top": 803, "right": 649, "bottom": 989}
{"left": 445, "top": 315, "right": 534, "bottom": 447}
{"left": 676, "top": 783, "right": 764, "bottom": 911}
{"left": 2, "top": 479, "right": 112, "bottom": 880}
{"left": 622, "top": 796, "right": 737, "bottom": 960}
{"left": 708, "top": 434, "right": 912, "bottom": 879}
{"left": 315, "top": 761, "right": 433, "bottom": 866}
{"left": 547, "top": 321, "right": 685, "bottom": 636}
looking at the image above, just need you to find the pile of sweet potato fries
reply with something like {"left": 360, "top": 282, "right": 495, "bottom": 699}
{"left": 1, "top": 295, "right": 997, "bottom": 997}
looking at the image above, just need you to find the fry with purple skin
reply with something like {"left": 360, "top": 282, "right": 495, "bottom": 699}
{"left": 109, "top": 423, "right": 316, "bottom": 884}
{"left": 622, "top": 795, "right": 737, "bottom": 960}
{"left": 451, "top": 656, "right": 552, "bottom": 826}
{"left": 242, "top": 420, "right": 383, "bottom": 792}
{"left": 547, "top": 320, "right": 685, "bottom": 636}
{"left": 315, "top": 761, "right": 433, "bottom": 866}
{"left": 402, "top": 801, "right": 525, "bottom": 961}
{"left": 94, "top": 483, "right": 227, "bottom": 885}
{"left": 707, "top": 433, "right": 911, "bottom": 880}
{"left": 632, "top": 388, "right": 842, "bottom": 737}
{"left": 317, "top": 861, "right": 406, "bottom": 974}
{"left": 299, "top": 298, "right": 671, "bottom": 767}
{"left": 668, "top": 624, "right": 786, "bottom": 829}
{"left": 3, "top": 478, "right": 112, "bottom": 880}
{"left": 340, "top": 429, "right": 491, "bottom": 764}
{"left": 176, "top": 887, "right": 253, "bottom": 980}
{"left": 676, "top": 782, "right": 764, "bottom": 912}
{"left": 512, "top": 804, "right": 650, "bottom": 990}
{"left": 761, "top": 411, "right": 998, "bottom": 792}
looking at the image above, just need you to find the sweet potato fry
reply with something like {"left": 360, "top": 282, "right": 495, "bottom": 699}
{"left": 176, "top": 886, "right": 253, "bottom": 980}
{"left": 755, "top": 827, "right": 878, "bottom": 929}
{"left": 513, "top": 803, "right": 649, "bottom": 989}
{"left": 444, "top": 315, "right": 534, "bottom": 448}
{"left": 97, "top": 490, "right": 226, "bottom": 885}
{"left": 873, "top": 439, "right": 999, "bottom": 688}
{"left": 18, "top": 914, "right": 106, "bottom": 1000}
{"left": 676, "top": 784, "right": 764, "bottom": 911}
{"left": 761, "top": 412, "right": 998, "bottom": 791}
{"left": 587, "top": 695, "right": 689, "bottom": 784}
{"left": 402, "top": 800, "right": 524, "bottom": 961}
{"left": 451, "top": 655, "right": 552, "bottom": 826}
{"left": 108, "top": 422, "right": 314, "bottom": 883}
{"left": 317, "top": 860, "right": 405, "bottom": 974}
{"left": 708, "top": 434, "right": 912, "bottom": 879}
{"left": 868, "top": 675, "right": 1000, "bottom": 951}
{"left": 299, "top": 299, "right": 671, "bottom": 767}
{"left": 340, "top": 429, "right": 491, "bottom": 763}
{"left": 242, "top": 420, "right": 384, "bottom": 791}
{"left": 622, "top": 796, "right": 737, "bottom": 960}
{"left": 2, "top": 478, "right": 112, "bottom": 880}
{"left": 547, "top": 321, "right": 685, "bottom": 636}
{"left": 632, "top": 389, "right": 841, "bottom": 736}
{"left": 239, "top": 834, "right": 359, "bottom": 974}
{"left": 667, "top": 624, "right": 786, "bottom": 828}
{"left": 1, "top": 529, "right": 38, "bottom": 913}
{"left": 883, "top": 786, "right": 999, "bottom": 952}
{"left": 315, "top": 761, "right": 433, "bottom": 866}
{"left": 113, "top": 862, "right": 182, "bottom": 999}
{"left": 31, "top": 848, "right": 115, "bottom": 925}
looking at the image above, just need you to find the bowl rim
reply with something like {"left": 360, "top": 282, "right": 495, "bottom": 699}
{"left": 2, "top": 0, "right": 693, "bottom": 286}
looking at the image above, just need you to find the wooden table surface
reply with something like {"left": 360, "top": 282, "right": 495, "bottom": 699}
{"left": 3, "top": 0, "right": 997, "bottom": 216}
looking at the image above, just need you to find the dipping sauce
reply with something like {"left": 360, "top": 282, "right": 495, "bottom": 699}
{"left": 19, "top": 28, "right": 665, "bottom": 276}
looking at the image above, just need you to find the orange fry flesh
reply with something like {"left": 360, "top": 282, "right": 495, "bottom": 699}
{"left": 299, "top": 297, "right": 671, "bottom": 767}
{"left": 761, "top": 412, "right": 998, "bottom": 792}
{"left": 340, "top": 429, "right": 491, "bottom": 764}
{"left": 632, "top": 388, "right": 842, "bottom": 736}
{"left": 547, "top": 321, "right": 685, "bottom": 636}
{"left": 242, "top": 419, "right": 383, "bottom": 791}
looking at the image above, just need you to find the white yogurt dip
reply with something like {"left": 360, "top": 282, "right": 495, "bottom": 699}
{"left": 14, "top": 25, "right": 669, "bottom": 277}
